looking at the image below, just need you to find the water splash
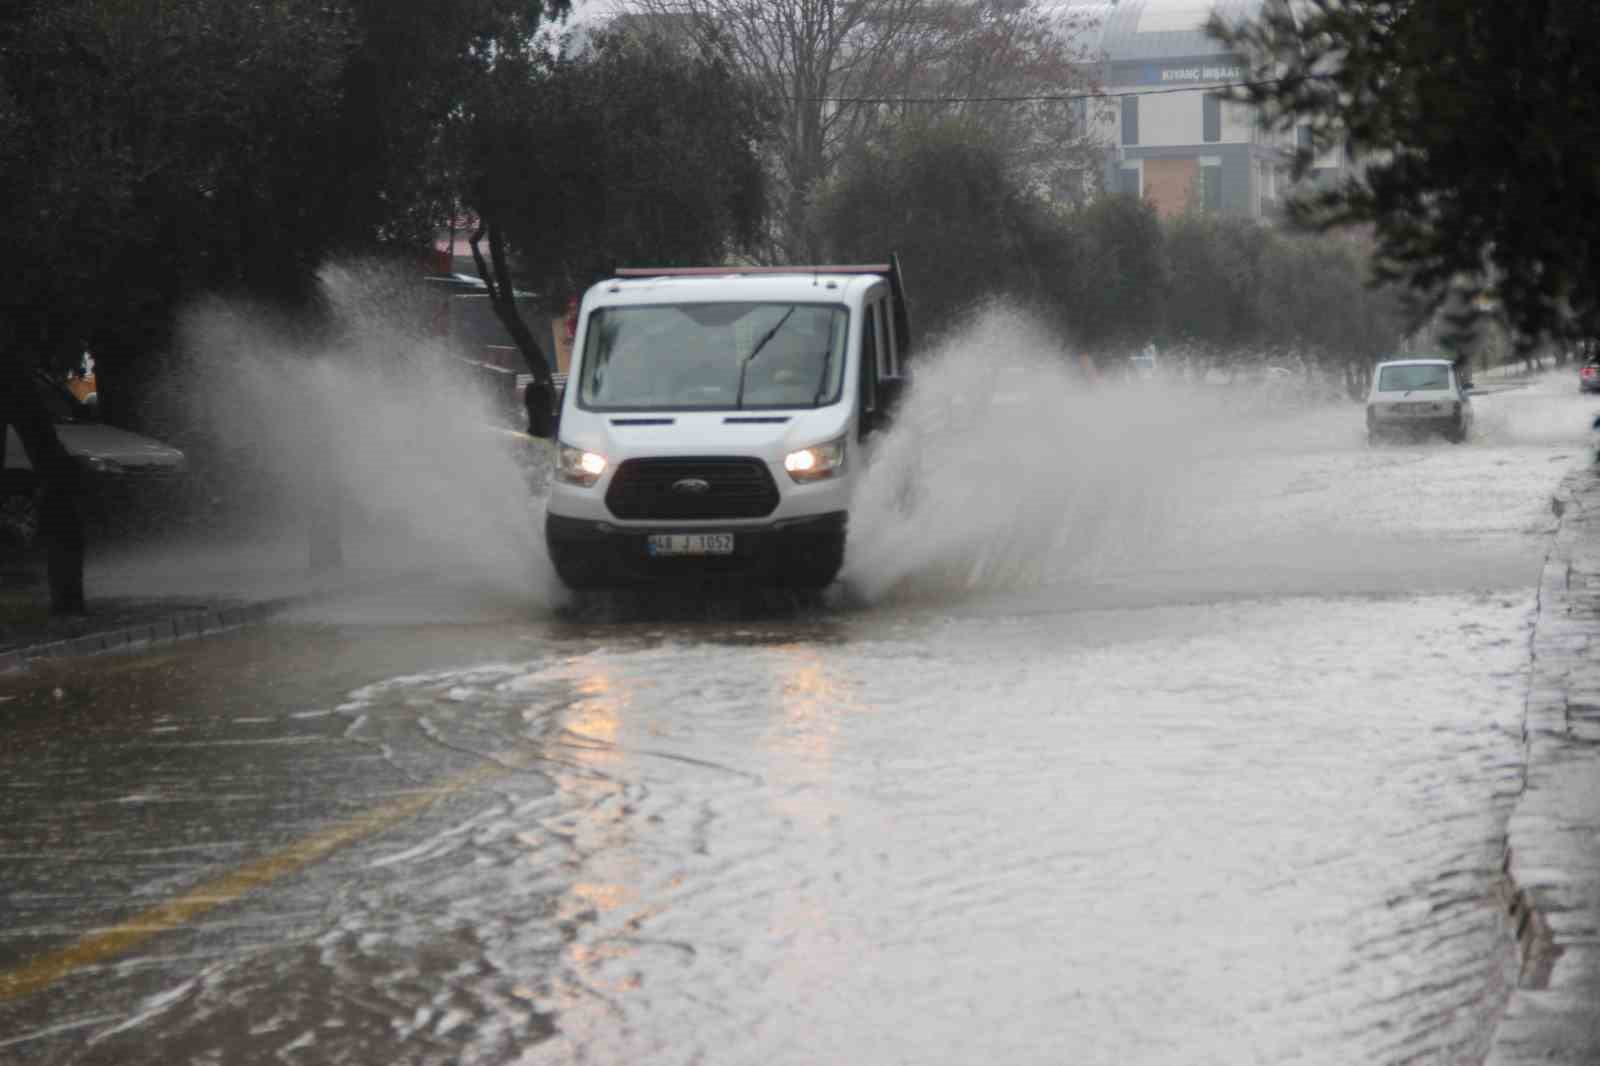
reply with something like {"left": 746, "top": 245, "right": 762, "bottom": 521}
{"left": 163, "top": 259, "right": 563, "bottom": 609}
{"left": 841, "top": 305, "right": 1223, "bottom": 604}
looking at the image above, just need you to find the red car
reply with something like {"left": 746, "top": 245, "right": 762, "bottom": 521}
{"left": 1582, "top": 360, "right": 1600, "bottom": 393}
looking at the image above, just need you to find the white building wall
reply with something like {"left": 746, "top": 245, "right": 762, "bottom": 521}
{"left": 1107, "top": 88, "right": 1262, "bottom": 149}
{"left": 1135, "top": 89, "right": 1200, "bottom": 147}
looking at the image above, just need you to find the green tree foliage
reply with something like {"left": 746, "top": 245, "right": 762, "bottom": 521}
{"left": 1208, "top": 0, "right": 1600, "bottom": 348}
{"left": 1, "top": 0, "right": 356, "bottom": 610}
{"left": 1065, "top": 194, "right": 1168, "bottom": 351}
{"left": 811, "top": 116, "right": 1406, "bottom": 370}
{"left": 1257, "top": 233, "right": 1408, "bottom": 363}
{"left": 0, "top": 0, "right": 574, "bottom": 607}
{"left": 330, "top": 0, "right": 569, "bottom": 252}
{"left": 1166, "top": 214, "right": 1266, "bottom": 348}
{"left": 812, "top": 118, "right": 1166, "bottom": 350}
{"left": 453, "top": 26, "right": 771, "bottom": 401}
{"left": 458, "top": 28, "right": 769, "bottom": 305}
{"left": 2, "top": 0, "right": 354, "bottom": 393}
{"left": 1, "top": 0, "right": 572, "bottom": 408}
{"left": 813, "top": 117, "right": 1066, "bottom": 338}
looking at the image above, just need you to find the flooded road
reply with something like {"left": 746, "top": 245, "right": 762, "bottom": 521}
{"left": 1, "top": 371, "right": 1596, "bottom": 1064}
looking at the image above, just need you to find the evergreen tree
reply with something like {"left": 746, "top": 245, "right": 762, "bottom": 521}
{"left": 1210, "top": 0, "right": 1600, "bottom": 348}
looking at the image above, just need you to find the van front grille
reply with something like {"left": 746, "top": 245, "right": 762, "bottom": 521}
{"left": 605, "top": 457, "right": 780, "bottom": 520}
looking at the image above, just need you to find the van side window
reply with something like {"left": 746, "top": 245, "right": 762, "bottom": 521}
{"left": 860, "top": 303, "right": 879, "bottom": 414}
{"left": 883, "top": 299, "right": 899, "bottom": 378}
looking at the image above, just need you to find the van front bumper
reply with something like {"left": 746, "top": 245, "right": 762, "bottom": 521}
{"left": 545, "top": 511, "right": 848, "bottom": 589}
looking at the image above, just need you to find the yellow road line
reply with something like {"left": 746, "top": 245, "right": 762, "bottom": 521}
{"left": 0, "top": 763, "right": 508, "bottom": 1003}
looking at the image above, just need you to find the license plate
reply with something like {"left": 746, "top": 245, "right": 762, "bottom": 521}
{"left": 647, "top": 533, "right": 735, "bottom": 557}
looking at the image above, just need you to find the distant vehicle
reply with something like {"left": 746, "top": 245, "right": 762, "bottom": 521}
{"left": 1129, "top": 344, "right": 1158, "bottom": 380}
{"left": 423, "top": 273, "right": 561, "bottom": 429}
{"left": 1580, "top": 358, "right": 1600, "bottom": 393}
{"left": 542, "top": 259, "right": 911, "bottom": 590}
{"left": 1366, "top": 358, "right": 1473, "bottom": 444}
{"left": 0, "top": 371, "right": 187, "bottom": 548}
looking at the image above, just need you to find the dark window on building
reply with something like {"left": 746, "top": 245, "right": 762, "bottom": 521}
{"left": 1121, "top": 95, "right": 1139, "bottom": 145}
{"left": 1118, "top": 167, "right": 1140, "bottom": 198}
{"left": 1297, "top": 125, "right": 1314, "bottom": 150}
{"left": 1203, "top": 94, "right": 1221, "bottom": 143}
{"left": 1201, "top": 165, "right": 1222, "bottom": 212}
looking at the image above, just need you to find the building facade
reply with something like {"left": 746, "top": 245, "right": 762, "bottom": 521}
{"left": 1069, "top": 0, "right": 1351, "bottom": 219}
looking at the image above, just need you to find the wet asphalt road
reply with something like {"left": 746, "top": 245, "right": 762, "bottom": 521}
{"left": 1, "top": 377, "right": 1597, "bottom": 1065}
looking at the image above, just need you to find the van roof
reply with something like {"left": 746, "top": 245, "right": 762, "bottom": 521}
{"left": 1376, "top": 357, "right": 1454, "bottom": 367}
{"left": 589, "top": 270, "right": 886, "bottom": 306}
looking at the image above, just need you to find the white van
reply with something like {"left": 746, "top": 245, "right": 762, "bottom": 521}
{"left": 542, "top": 262, "right": 910, "bottom": 589}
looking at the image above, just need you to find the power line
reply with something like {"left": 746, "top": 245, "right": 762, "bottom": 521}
{"left": 803, "top": 76, "right": 1304, "bottom": 105}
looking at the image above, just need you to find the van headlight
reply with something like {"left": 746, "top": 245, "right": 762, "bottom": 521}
{"left": 783, "top": 436, "right": 846, "bottom": 483}
{"left": 556, "top": 443, "right": 608, "bottom": 487}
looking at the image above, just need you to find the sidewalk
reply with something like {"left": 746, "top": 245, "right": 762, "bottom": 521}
{"left": 0, "top": 539, "right": 401, "bottom": 672}
{"left": 1487, "top": 458, "right": 1600, "bottom": 1064}
{"left": 0, "top": 578, "right": 277, "bottom": 671}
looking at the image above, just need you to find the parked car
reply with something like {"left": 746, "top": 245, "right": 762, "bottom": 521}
{"left": 1366, "top": 358, "right": 1473, "bottom": 444}
{"left": 1580, "top": 358, "right": 1600, "bottom": 393}
{"left": 0, "top": 371, "right": 187, "bottom": 548}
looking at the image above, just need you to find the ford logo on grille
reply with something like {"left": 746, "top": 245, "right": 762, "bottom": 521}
{"left": 671, "top": 477, "right": 712, "bottom": 495}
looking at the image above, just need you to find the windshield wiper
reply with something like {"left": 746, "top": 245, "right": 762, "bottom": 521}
{"left": 735, "top": 307, "right": 795, "bottom": 409}
{"left": 813, "top": 341, "right": 833, "bottom": 406}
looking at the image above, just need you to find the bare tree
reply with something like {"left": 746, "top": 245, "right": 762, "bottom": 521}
{"left": 621, "top": 0, "right": 1105, "bottom": 260}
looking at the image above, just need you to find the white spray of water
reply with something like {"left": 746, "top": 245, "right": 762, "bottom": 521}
{"left": 842, "top": 306, "right": 1233, "bottom": 604}
{"left": 111, "top": 285, "right": 1590, "bottom": 619}
{"left": 841, "top": 306, "right": 1600, "bottom": 608}
{"left": 1472, "top": 368, "right": 1600, "bottom": 445}
{"left": 164, "top": 260, "right": 564, "bottom": 610}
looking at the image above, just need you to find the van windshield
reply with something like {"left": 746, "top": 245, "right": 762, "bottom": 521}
{"left": 1377, "top": 364, "right": 1451, "bottom": 392}
{"left": 578, "top": 303, "right": 850, "bottom": 411}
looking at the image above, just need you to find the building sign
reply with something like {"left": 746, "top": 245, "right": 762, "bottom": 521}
{"left": 1117, "top": 60, "right": 1245, "bottom": 87}
{"left": 1161, "top": 64, "right": 1243, "bottom": 83}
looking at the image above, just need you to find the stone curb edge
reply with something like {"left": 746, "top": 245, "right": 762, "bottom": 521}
{"left": 0, "top": 567, "right": 429, "bottom": 673}
{"left": 1485, "top": 459, "right": 1600, "bottom": 1065}
{"left": 0, "top": 595, "right": 310, "bottom": 674}
{"left": 0, "top": 568, "right": 446, "bottom": 673}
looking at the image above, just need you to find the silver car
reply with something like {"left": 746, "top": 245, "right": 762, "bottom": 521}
{"left": 1366, "top": 358, "right": 1473, "bottom": 444}
{"left": 1, "top": 374, "right": 186, "bottom": 547}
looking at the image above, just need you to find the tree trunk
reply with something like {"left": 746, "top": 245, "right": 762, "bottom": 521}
{"left": 0, "top": 355, "right": 86, "bottom": 615}
{"left": 469, "top": 220, "right": 557, "bottom": 436}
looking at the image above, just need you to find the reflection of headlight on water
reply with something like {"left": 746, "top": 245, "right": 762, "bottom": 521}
{"left": 784, "top": 436, "right": 845, "bottom": 483}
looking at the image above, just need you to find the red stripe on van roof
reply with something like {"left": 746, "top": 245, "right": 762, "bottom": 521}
{"left": 613, "top": 265, "right": 891, "bottom": 278}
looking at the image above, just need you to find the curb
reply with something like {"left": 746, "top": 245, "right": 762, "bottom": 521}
{"left": 1486, "top": 461, "right": 1600, "bottom": 1065}
{"left": 0, "top": 569, "right": 420, "bottom": 674}
{"left": 0, "top": 596, "right": 303, "bottom": 674}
